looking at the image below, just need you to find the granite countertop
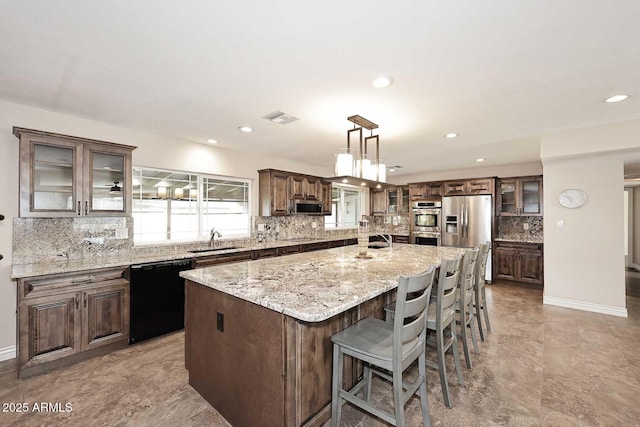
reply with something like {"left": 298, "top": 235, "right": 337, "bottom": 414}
{"left": 180, "top": 244, "right": 465, "bottom": 323}
{"left": 494, "top": 237, "right": 543, "bottom": 244}
{"left": 10, "top": 236, "right": 359, "bottom": 279}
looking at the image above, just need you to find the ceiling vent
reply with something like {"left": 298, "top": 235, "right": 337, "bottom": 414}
{"left": 263, "top": 111, "right": 300, "bottom": 125}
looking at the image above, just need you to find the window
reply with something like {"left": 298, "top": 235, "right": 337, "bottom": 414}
{"left": 325, "top": 184, "right": 365, "bottom": 229}
{"left": 132, "top": 167, "right": 250, "bottom": 243}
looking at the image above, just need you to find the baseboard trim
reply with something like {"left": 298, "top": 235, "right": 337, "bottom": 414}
{"left": 543, "top": 296, "right": 628, "bottom": 318}
{"left": 0, "top": 346, "right": 17, "bottom": 362}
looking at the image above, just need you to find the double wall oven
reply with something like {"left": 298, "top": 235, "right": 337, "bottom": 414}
{"left": 410, "top": 200, "right": 442, "bottom": 246}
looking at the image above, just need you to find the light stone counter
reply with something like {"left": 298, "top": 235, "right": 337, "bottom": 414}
{"left": 11, "top": 237, "right": 356, "bottom": 279}
{"left": 180, "top": 244, "right": 465, "bottom": 322}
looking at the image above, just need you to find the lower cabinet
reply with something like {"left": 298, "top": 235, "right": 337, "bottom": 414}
{"left": 493, "top": 241, "right": 543, "bottom": 286}
{"left": 18, "top": 267, "right": 129, "bottom": 378}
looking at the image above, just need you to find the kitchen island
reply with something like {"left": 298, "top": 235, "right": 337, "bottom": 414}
{"left": 180, "top": 244, "right": 464, "bottom": 427}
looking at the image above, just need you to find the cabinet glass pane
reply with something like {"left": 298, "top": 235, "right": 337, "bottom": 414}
{"left": 500, "top": 183, "right": 516, "bottom": 214}
{"left": 92, "top": 152, "right": 125, "bottom": 211}
{"left": 388, "top": 189, "right": 398, "bottom": 214}
{"left": 522, "top": 181, "right": 540, "bottom": 214}
{"left": 33, "top": 143, "right": 75, "bottom": 211}
{"left": 401, "top": 187, "right": 410, "bottom": 214}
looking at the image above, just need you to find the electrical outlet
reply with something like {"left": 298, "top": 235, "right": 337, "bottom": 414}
{"left": 556, "top": 219, "right": 564, "bottom": 229}
{"left": 257, "top": 223, "right": 265, "bottom": 232}
{"left": 523, "top": 223, "right": 530, "bottom": 230}
{"left": 312, "top": 222, "right": 317, "bottom": 229}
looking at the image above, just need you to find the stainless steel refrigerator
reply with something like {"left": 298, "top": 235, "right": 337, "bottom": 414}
{"left": 442, "top": 194, "right": 492, "bottom": 280}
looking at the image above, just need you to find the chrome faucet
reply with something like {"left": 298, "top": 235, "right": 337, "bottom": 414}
{"left": 209, "top": 227, "right": 222, "bottom": 248}
{"left": 376, "top": 233, "right": 393, "bottom": 248}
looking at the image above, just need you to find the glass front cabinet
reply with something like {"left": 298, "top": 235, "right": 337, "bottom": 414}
{"left": 497, "top": 176, "right": 543, "bottom": 217}
{"left": 15, "top": 127, "right": 136, "bottom": 217}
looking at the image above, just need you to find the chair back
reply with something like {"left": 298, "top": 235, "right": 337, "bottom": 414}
{"left": 475, "top": 242, "right": 490, "bottom": 290}
{"left": 435, "top": 255, "right": 463, "bottom": 327}
{"left": 460, "top": 248, "right": 479, "bottom": 305}
{"left": 392, "top": 266, "right": 436, "bottom": 359}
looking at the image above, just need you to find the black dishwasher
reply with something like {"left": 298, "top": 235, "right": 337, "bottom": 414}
{"left": 129, "top": 258, "right": 193, "bottom": 344}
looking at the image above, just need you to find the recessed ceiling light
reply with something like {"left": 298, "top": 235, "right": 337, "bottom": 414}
{"left": 476, "top": 158, "right": 485, "bottom": 162}
{"left": 445, "top": 133, "right": 458, "bottom": 139}
{"left": 238, "top": 126, "right": 253, "bottom": 133}
{"left": 606, "top": 94, "right": 629, "bottom": 103}
{"left": 376, "top": 184, "right": 382, "bottom": 189}
{"left": 371, "top": 76, "right": 393, "bottom": 89}
{"left": 360, "top": 182, "right": 366, "bottom": 186}
{"left": 207, "top": 139, "right": 219, "bottom": 144}
{"left": 389, "top": 168, "right": 396, "bottom": 172}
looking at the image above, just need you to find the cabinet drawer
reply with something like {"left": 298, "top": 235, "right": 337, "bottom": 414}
{"left": 392, "top": 235, "right": 410, "bottom": 244}
{"left": 303, "top": 242, "right": 329, "bottom": 252}
{"left": 193, "top": 251, "right": 253, "bottom": 268}
{"left": 278, "top": 245, "right": 302, "bottom": 255}
{"left": 21, "top": 267, "right": 128, "bottom": 299}
{"left": 328, "top": 240, "right": 346, "bottom": 248}
{"left": 254, "top": 248, "right": 278, "bottom": 259}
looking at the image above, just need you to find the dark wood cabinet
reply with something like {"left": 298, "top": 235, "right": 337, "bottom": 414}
{"left": 444, "top": 178, "right": 493, "bottom": 196}
{"left": 493, "top": 241, "right": 543, "bottom": 286}
{"left": 497, "top": 176, "right": 543, "bottom": 217}
{"left": 258, "top": 169, "right": 331, "bottom": 216}
{"left": 370, "top": 188, "right": 387, "bottom": 215}
{"left": 386, "top": 186, "right": 410, "bottom": 214}
{"left": 15, "top": 127, "right": 135, "bottom": 218}
{"left": 425, "top": 182, "right": 444, "bottom": 198}
{"left": 409, "top": 183, "right": 427, "bottom": 200}
{"left": 17, "top": 267, "right": 129, "bottom": 378}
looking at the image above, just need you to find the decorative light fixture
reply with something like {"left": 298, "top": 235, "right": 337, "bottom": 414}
{"left": 330, "top": 115, "right": 388, "bottom": 188}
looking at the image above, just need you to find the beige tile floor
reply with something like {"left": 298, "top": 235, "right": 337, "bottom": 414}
{"left": 0, "top": 283, "right": 639, "bottom": 427}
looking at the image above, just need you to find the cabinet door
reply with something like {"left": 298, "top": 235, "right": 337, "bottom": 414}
{"left": 400, "top": 186, "right": 410, "bottom": 213}
{"left": 444, "top": 181, "right": 466, "bottom": 196}
{"left": 271, "top": 172, "right": 290, "bottom": 215}
{"left": 370, "top": 189, "right": 387, "bottom": 215}
{"left": 425, "top": 182, "right": 444, "bottom": 199}
{"left": 518, "top": 250, "right": 544, "bottom": 285}
{"left": 497, "top": 179, "right": 518, "bottom": 216}
{"left": 20, "top": 137, "right": 84, "bottom": 217}
{"left": 289, "top": 175, "right": 305, "bottom": 199}
{"left": 19, "top": 291, "right": 82, "bottom": 368}
{"left": 494, "top": 247, "right": 517, "bottom": 281}
{"left": 82, "top": 281, "right": 129, "bottom": 351}
{"left": 84, "top": 145, "right": 132, "bottom": 216}
{"left": 520, "top": 177, "right": 543, "bottom": 216}
{"left": 387, "top": 188, "right": 398, "bottom": 214}
{"left": 320, "top": 181, "right": 332, "bottom": 215}
{"left": 305, "top": 176, "right": 320, "bottom": 200}
{"left": 466, "top": 178, "right": 493, "bottom": 195}
{"left": 409, "top": 183, "right": 427, "bottom": 200}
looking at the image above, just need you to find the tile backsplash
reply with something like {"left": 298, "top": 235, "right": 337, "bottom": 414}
{"left": 498, "top": 216, "right": 543, "bottom": 241}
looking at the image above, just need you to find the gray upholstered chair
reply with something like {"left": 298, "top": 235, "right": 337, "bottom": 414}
{"left": 475, "top": 242, "right": 492, "bottom": 341}
{"left": 330, "top": 266, "right": 436, "bottom": 427}
{"left": 456, "top": 248, "right": 480, "bottom": 369}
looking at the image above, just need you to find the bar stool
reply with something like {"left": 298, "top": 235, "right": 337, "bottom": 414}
{"left": 456, "top": 248, "right": 480, "bottom": 369}
{"left": 475, "top": 242, "right": 492, "bottom": 341}
{"left": 331, "top": 266, "right": 436, "bottom": 427}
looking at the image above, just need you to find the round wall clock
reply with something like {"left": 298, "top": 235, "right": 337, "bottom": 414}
{"left": 559, "top": 189, "right": 587, "bottom": 209}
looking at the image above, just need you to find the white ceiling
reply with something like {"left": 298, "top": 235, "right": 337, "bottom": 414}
{"left": 1, "top": 1, "right": 640, "bottom": 177}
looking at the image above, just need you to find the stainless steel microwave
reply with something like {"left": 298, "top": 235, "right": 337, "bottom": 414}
{"left": 290, "top": 199, "right": 323, "bottom": 215}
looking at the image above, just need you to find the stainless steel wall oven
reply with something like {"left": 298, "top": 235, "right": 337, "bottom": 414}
{"left": 410, "top": 200, "right": 442, "bottom": 245}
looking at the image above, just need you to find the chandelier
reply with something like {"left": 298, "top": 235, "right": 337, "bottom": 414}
{"left": 333, "top": 115, "right": 386, "bottom": 184}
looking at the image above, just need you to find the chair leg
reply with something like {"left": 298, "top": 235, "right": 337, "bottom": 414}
{"left": 469, "top": 308, "right": 480, "bottom": 355}
{"left": 393, "top": 368, "right": 405, "bottom": 427}
{"left": 475, "top": 288, "right": 485, "bottom": 341}
{"left": 418, "top": 352, "right": 431, "bottom": 427}
{"left": 459, "top": 307, "right": 472, "bottom": 369}
{"left": 363, "top": 364, "right": 372, "bottom": 401}
{"left": 331, "top": 344, "right": 343, "bottom": 427}
{"left": 436, "top": 326, "right": 452, "bottom": 408}
{"left": 450, "top": 323, "right": 465, "bottom": 387}
{"left": 482, "top": 288, "right": 491, "bottom": 332}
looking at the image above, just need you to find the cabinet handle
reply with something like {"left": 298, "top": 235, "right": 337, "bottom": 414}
{"left": 84, "top": 201, "right": 88, "bottom": 215}
{"left": 75, "top": 293, "right": 80, "bottom": 309}
{"left": 77, "top": 201, "right": 81, "bottom": 216}
{"left": 83, "top": 293, "right": 87, "bottom": 308}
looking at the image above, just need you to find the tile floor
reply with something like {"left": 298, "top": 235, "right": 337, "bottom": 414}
{"left": 0, "top": 283, "right": 639, "bottom": 427}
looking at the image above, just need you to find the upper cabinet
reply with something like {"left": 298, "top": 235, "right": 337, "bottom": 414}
{"left": 370, "top": 185, "right": 409, "bottom": 216}
{"left": 409, "top": 178, "right": 493, "bottom": 200}
{"left": 408, "top": 182, "right": 443, "bottom": 200}
{"left": 15, "top": 127, "right": 136, "bottom": 218}
{"left": 496, "top": 175, "right": 543, "bottom": 216}
{"left": 258, "top": 169, "right": 332, "bottom": 216}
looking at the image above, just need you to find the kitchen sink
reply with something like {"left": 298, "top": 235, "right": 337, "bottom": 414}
{"left": 367, "top": 242, "right": 390, "bottom": 249}
{"left": 188, "top": 246, "right": 241, "bottom": 253}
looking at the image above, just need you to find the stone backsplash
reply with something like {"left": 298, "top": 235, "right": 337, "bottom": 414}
{"left": 498, "top": 216, "right": 543, "bottom": 241}
{"left": 366, "top": 215, "right": 410, "bottom": 235}
{"left": 13, "top": 217, "right": 133, "bottom": 264}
